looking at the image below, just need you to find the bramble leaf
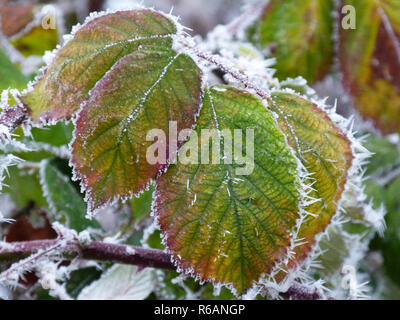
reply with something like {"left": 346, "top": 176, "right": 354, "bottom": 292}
{"left": 155, "top": 86, "right": 301, "bottom": 295}
{"left": 271, "top": 92, "right": 353, "bottom": 269}
{"left": 69, "top": 11, "right": 202, "bottom": 213}
{"left": 339, "top": 0, "right": 400, "bottom": 134}
{"left": 21, "top": 9, "right": 201, "bottom": 123}
{"left": 250, "top": 0, "right": 334, "bottom": 83}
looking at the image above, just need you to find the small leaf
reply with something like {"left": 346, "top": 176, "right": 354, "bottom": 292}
{"left": 77, "top": 265, "right": 157, "bottom": 300}
{"left": 271, "top": 92, "right": 353, "bottom": 268}
{"left": 40, "top": 159, "right": 100, "bottom": 232}
{"left": 339, "top": 0, "right": 400, "bottom": 134}
{"left": 155, "top": 86, "right": 301, "bottom": 295}
{"left": 69, "top": 11, "right": 202, "bottom": 213}
{"left": 250, "top": 0, "right": 335, "bottom": 83}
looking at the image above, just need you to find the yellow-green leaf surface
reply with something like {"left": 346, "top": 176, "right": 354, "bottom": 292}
{"left": 251, "top": 0, "right": 334, "bottom": 83}
{"left": 70, "top": 11, "right": 202, "bottom": 213}
{"left": 155, "top": 86, "right": 301, "bottom": 295}
{"left": 21, "top": 10, "right": 201, "bottom": 123}
{"left": 271, "top": 92, "right": 353, "bottom": 269}
{"left": 339, "top": 0, "right": 400, "bottom": 134}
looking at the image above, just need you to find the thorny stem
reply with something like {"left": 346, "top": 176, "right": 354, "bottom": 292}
{"left": 0, "top": 239, "right": 331, "bottom": 300}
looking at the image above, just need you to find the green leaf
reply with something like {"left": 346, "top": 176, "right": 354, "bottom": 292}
{"left": 21, "top": 9, "right": 201, "bottom": 124}
{"left": 270, "top": 92, "right": 353, "bottom": 270}
{"left": 29, "top": 121, "right": 74, "bottom": 147}
{"left": 339, "top": 0, "right": 400, "bottom": 134}
{"left": 3, "top": 165, "right": 47, "bottom": 209}
{"left": 131, "top": 184, "right": 155, "bottom": 223}
{"left": 0, "top": 49, "right": 28, "bottom": 91}
{"left": 155, "top": 86, "right": 301, "bottom": 295}
{"left": 363, "top": 134, "right": 400, "bottom": 176}
{"left": 250, "top": 0, "right": 335, "bottom": 83}
{"left": 1, "top": 122, "right": 74, "bottom": 162}
{"left": 40, "top": 159, "right": 100, "bottom": 232}
{"left": 69, "top": 11, "right": 202, "bottom": 213}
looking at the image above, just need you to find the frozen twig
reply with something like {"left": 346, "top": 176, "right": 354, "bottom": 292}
{"left": 0, "top": 239, "right": 174, "bottom": 270}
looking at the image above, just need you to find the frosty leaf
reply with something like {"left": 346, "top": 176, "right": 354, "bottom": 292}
{"left": 77, "top": 264, "right": 156, "bottom": 300}
{"left": 250, "top": 0, "right": 334, "bottom": 83}
{"left": 21, "top": 9, "right": 201, "bottom": 123}
{"left": 363, "top": 134, "right": 400, "bottom": 176}
{"left": 155, "top": 86, "right": 301, "bottom": 295}
{"left": 2, "top": 122, "right": 73, "bottom": 162}
{"left": 339, "top": 0, "right": 400, "bottom": 134}
{"left": 0, "top": 49, "right": 28, "bottom": 91}
{"left": 271, "top": 92, "right": 353, "bottom": 266}
{"left": 40, "top": 159, "right": 100, "bottom": 232}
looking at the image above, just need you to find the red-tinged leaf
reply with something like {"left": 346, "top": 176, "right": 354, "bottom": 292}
{"left": 71, "top": 37, "right": 202, "bottom": 213}
{"left": 20, "top": 10, "right": 189, "bottom": 123}
{"left": 155, "top": 86, "right": 301, "bottom": 295}
{"left": 270, "top": 92, "right": 353, "bottom": 275}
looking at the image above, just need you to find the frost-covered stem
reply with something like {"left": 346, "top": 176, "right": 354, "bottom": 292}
{"left": 0, "top": 240, "right": 174, "bottom": 270}
{"left": 0, "top": 240, "right": 66, "bottom": 283}
{"left": 0, "top": 104, "right": 29, "bottom": 134}
{"left": 81, "top": 241, "right": 174, "bottom": 269}
{"left": 181, "top": 40, "right": 272, "bottom": 104}
{"left": 1, "top": 239, "right": 332, "bottom": 300}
